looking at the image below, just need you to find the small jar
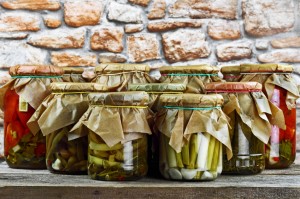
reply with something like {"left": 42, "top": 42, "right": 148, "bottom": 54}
{"left": 93, "top": 63, "right": 155, "bottom": 91}
{"left": 221, "top": 64, "right": 299, "bottom": 169}
{"left": 0, "top": 65, "right": 63, "bottom": 169}
{"left": 75, "top": 91, "right": 152, "bottom": 180}
{"left": 156, "top": 94, "right": 232, "bottom": 181}
{"left": 30, "top": 82, "right": 108, "bottom": 174}
{"left": 159, "top": 65, "right": 223, "bottom": 93}
{"left": 206, "top": 82, "right": 272, "bottom": 174}
{"left": 128, "top": 83, "right": 186, "bottom": 177}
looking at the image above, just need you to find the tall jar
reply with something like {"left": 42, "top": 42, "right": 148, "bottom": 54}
{"left": 159, "top": 65, "right": 223, "bottom": 93}
{"left": 221, "top": 64, "right": 299, "bottom": 169}
{"left": 128, "top": 83, "right": 186, "bottom": 177}
{"left": 62, "top": 67, "right": 87, "bottom": 82}
{"left": 28, "top": 83, "right": 108, "bottom": 174}
{"left": 0, "top": 65, "right": 63, "bottom": 169}
{"left": 93, "top": 63, "right": 156, "bottom": 91}
{"left": 155, "top": 94, "right": 232, "bottom": 181}
{"left": 73, "top": 91, "right": 153, "bottom": 180}
{"left": 206, "top": 82, "right": 272, "bottom": 174}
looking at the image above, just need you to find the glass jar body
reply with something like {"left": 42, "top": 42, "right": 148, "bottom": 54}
{"left": 4, "top": 89, "right": 46, "bottom": 169}
{"left": 159, "top": 133, "right": 222, "bottom": 181}
{"left": 46, "top": 126, "right": 88, "bottom": 174}
{"left": 88, "top": 131, "right": 148, "bottom": 181}
{"left": 265, "top": 86, "right": 296, "bottom": 169}
{"left": 222, "top": 115, "right": 265, "bottom": 174}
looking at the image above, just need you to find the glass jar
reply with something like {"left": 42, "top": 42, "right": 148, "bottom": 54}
{"left": 75, "top": 91, "right": 152, "bottom": 180}
{"left": 128, "top": 83, "right": 186, "bottom": 177}
{"left": 93, "top": 63, "right": 155, "bottom": 91}
{"left": 206, "top": 82, "right": 273, "bottom": 174}
{"left": 0, "top": 65, "right": 63, "bottom": 169}
{"left": 159, "top": 65, "right": 223, "bottom": 93}
{"left": 156, "top": 94, "right": 232, "bottom": 181}
{"left": 221, "top": 64, "right": 299, "bottom": 169}
{"left": 29, "top": 82, "right": 108, "bottom": 174}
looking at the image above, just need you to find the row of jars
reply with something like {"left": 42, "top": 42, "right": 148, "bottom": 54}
{"left": 0, "top": 63, "right": 298, "bottom": 181}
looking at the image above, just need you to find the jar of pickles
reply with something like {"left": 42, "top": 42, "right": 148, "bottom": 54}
{"left": 128, "top": 83, "right": 186, "bottom": 177}
{"left": 155, "top": 93, "right": 232, "bottom": 181}
{"left": 93, "top": 63, "right": 155, "bottom": 91}
{"left": 159, "top": 65, "right": 223, "bottom": 93}
{"left": 221, "top": 64, "right": 299, "bottom": 169}
{"left": 206, "top": 82, "right": 272, "bottom": 174}
{"left": 73, "top": 91, "right": 152, "bottom": 180}
{"left": 28, "top": 82, "right": 108, "bottom": 174}
{"left": 0, "top": 65, "right": 63, "bottom": 169}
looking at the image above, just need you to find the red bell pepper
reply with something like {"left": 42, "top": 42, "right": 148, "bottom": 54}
{"left": 4, "top": 89, "right": 19, "bottom": 123}
{"left": 17, "top": 103, "right": 35, "bottom": 127}
{"left": 4, "top": 121, "right": 23, "bottom": 155}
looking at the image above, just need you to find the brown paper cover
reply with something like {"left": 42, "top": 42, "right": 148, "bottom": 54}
{"left": 50, "top": 82, "right": 108, "bottom": 92}
{"left": 71, "top": 91, "right": 152, "bottom": 147}
{"left": 156, "top": 93, "right": 232, "bottom": 159}
{"left": 95, "top": 63, "right": 150, "bottom": 73}
{"left": 9, "top": 65, "right": 64, "bottom": 76}
{"left": 159, "top": 65, "right": 219, "bottom": 74}
{"left": 62, "top": 67, "right": 87, "bottom": 82}
{"left": 205, "top": 82, "right": 262, "bottom": 92}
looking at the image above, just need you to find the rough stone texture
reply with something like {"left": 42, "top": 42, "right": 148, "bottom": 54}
{"left": 168, "top": 0, "right": 238, "bottom": 19}
{"left": 242, "top": 0, "right": 295, "bottom": 37}
{"left": 127, "top": 34, "right": 160, "bottom": 62}
{"left": 51, "top": 51, "right": 97, "bottom": 67}
{"left": 0, "top": 70, "right": 10, "bottom": 84}
{"left": 0, "top": 12, "right": 40, "bottom": 32}
{"left": 128, "top": 0, "right": 151, "bottom": 7}
{"left": 64, "top": 0, "right": 103, "bottom": 27}
{"left": 147, "top": 20, "right": 202, "bottom": 32}
{"left": 0, "top": 41, "right": 47, "bottom": 68}
{"left": 90, "top": 27, "right": 124, "bottom": 53}
{"left": 0, "top": 32, "right": 28, "bottom": 39}
{"left": 162, "top": 29, "right": 210, "bottom": 63}
{"left": 207, "top": 20, "right": 240, "bottom": 40}
{"left": 271, "top": 37, "right": 300, "bottom": 48}
{"left": 0, "top": 0, "right": 61, "bottom": 11}
{"left": 258, "top": 49, "right": 300, "bottom": 63}
{"left": 216, "top": 41, "right": 252, "bottom": 62}
{"left": 148, "top": 0, "right": 166, "bottom": 20}
{"left": 43, "top": 16, "right": 61, "bottom": 28}
{"left": 125, "top": 24, "right": 144, "bottom": 33}
{"left": 27, "top": 28, "right": 85, "bottom": 49}
{"left": 256, "top": 40, "right": 269, "bottom": 50}
{"left": 99, "top": 53, "right": 127, "bottom": 63}
{"left": 108, "top": 1, "right": 143, "bottom": 23}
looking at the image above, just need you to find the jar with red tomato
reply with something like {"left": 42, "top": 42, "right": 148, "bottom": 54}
{"left": 0, "top": 65, "right": 63, "bottom": 169}
{"left": 221, "top": 64, "right": 299, "bottom": 169}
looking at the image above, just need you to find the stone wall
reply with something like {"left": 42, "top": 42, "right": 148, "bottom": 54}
{"left": 0, "top": 0, "right": 300, "bottom": 154}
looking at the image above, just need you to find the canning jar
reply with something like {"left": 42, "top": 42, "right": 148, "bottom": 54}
{"left": 93, "top": 63, "right": 156, "bottom": 91}
{"left": 159, "top": 65, "right": 223, "bottom": 93}
{"left": 128, "top": 83, "right": 186, "bottom": 177}
{"left": 206, "top": 82, "right": 272, "bottom": 174}
{"left": 0, "top": 65, "right": 63, "bottom": 169}
{"left": 62, "top": 67, "right": 87, "bottom": 82}
{"left": 155, "top": 93, "right": 232, "bottom": 181}
{"left": 28, "top": 82, "right": 108, "bottom": 174}
{"left": 221, "top": 64, "right": 299, "bottom": 169}
{"left": 73, "top": 91, "right": 152, "bottom": 180}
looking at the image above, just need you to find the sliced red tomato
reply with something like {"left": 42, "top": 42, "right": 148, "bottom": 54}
{"left": 3, "top": 89, "right": 19, "bottom": 123}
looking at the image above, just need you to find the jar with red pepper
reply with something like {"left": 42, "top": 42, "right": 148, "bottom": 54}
{"left": 0, "top": 65, "right": 63, "bottom": 169}
{"left": 221, "top": 64, "right": 299, "bottom": 169}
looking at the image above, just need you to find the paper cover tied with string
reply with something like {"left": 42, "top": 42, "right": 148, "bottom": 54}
{"left": 93, "top": 63, "right": 156, "bottom": 91}
{"left": 71, "top": 91, "right": 153, "bottom": 180}
{"left": 155, "top": 93, "right": 232, "bottom": 181}
{"left": 0, "top": 65, "right": 63, "bottom": 169}
{"left": 159, "top": 65, "right": 223, "bottom": 94}
{"left": 206, "top": 82, "right": 272, "bottom": 174}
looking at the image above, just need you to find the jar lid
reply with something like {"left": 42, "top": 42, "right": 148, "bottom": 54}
{"left": 9, "top": 65, "right": 64, "bottom": 76}
{"left": 128, "top": 83, "right": 186, "bottom": 92}
{"left": 62, "top": 67, "right": 84, "bottom": 74}
{"left": 160, "top": 93, "right": 224, "bottom": 107}
{"left": 50, "top": 82, "right": 108, "bottom": 92}
{"left": 221, "top": 64, "right": 293, "bottom": 74}
{"left": 206, "top": 82, "right": 262, "bottom": 93}
{"left": 95, "top": 63, "right": 150, "bottom": 74}
{"left": 159, "top": 65, "right": 219, "bottom": 74}
{"left": 88, "top": 91, "right": 149, "bottom": 106}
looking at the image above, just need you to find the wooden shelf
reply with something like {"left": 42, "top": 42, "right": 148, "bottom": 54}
{"left": 1, "top": 160, "right": 300, "bottom": 199}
